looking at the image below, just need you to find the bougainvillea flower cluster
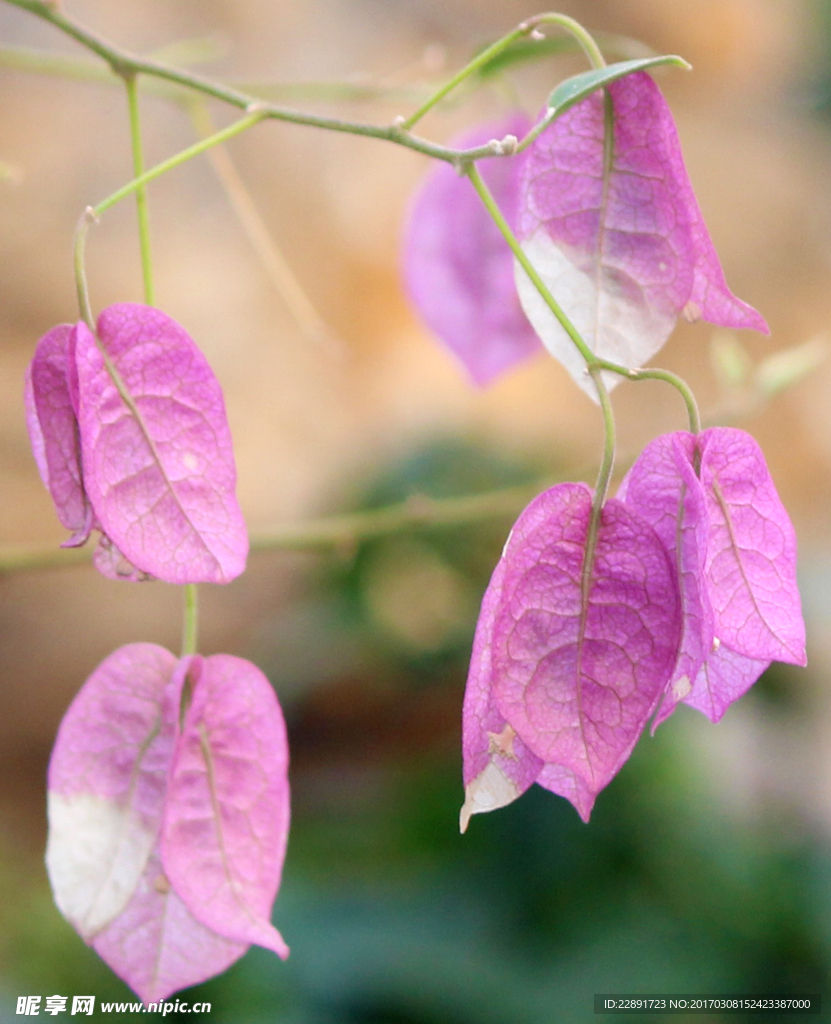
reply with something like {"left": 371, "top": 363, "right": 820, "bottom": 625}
{"left": 23, "top": 27, "right": 807, "bottom": 1008}
{"left": 25, "top": 303, "right": 247, "bottom": 584}
{"left": 405, "top": 72, "right": 767, "bottom": 396}
{"left": 461, "top": 427, "right": 805, "bottom": 827}
{"left": 26, "top": 302, "right": 289, "bottom": 1001}
{"left": 46, "top": 644, "right": 290, "bottom": 1003}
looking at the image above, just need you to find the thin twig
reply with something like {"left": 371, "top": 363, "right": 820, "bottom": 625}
{"left": 0, "top": 0, "right": 524, "bottom": 166}
{"left": 0, "top": 480, "right": 550, "bottom": 576}
{"left": 0, "top": 45, "right": 431, "bottom": 104}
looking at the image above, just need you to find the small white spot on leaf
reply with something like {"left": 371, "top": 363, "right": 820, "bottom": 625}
{"left": 487, "top": 723, "right": 518, "bottom": 760}
{"left": 671, "top": 674, "right": 692, "bottom": 701}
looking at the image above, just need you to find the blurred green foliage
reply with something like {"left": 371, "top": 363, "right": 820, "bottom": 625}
{"left": 1, "top": 440, "right": 826, "bottom": 1023}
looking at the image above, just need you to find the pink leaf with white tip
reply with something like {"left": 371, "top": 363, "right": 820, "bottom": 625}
{"left": 460, "top": 555, "right": 544, "bottom": 832}
{"left": 404, "top": 114, "right": 542, "bottom": 386}
{"left": 481, "top": 483, "right": 680, "bottom": 818}
{"left": 162, "top": 655, "right": 290, "bottom": 957}
{"left": 74, "top": 304, "right": 248, "bottom": 584}
{"left": 516, "top": 71, "right": 768, "bottom": 399}
{"left": 45, "top": 643, "right": 179, "bottom": 941}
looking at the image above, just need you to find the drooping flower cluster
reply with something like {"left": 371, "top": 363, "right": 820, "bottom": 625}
{"left": 402, "top": 67, "right": 805, "bottom": 825}
{"left": 46, "top": 645, "right": 290, "bottom": 1003}
{"left": 26, "top": 304, "right": 290, "bottom": 1001}
{"left": 460, "top": 427, "right": 805, "bottom": 827}
{"left": 25, "top": 303, "right": 248, "bottom": 584}
{"left": 514, "top": 71, "right": 768, "bottom": 398}
{"left": 404, "top": 72, "right": 768, "bottom": 393}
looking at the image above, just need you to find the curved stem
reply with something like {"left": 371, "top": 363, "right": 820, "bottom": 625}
{"left": 0, "top": 0, "right": 528, "bottom": 167}
{"left": 0, "top": 477, "right": 562, "bottom": 574}
{"left": 533, "top": 13, "right": 606, "bottom": 70}
{"left": 125, "top": 68, "right": 203, "bottom": 660}
{"left": 465, "top": 161, "right": 595, "bottom": 366}
{"left": 181, "top": 583, "right": 199, "bottom": 656}
{"left": 72, "top": 108, "right": 268, "bottom": 311}
{"left": 596, "top": 360, "right": 701, "bottom": 434}
{"left": 400, "top": 23, "right": 532, "bottom": 131}
{"left": 588, "top": 367, "right": 616, "bottom": 510}
{"left": 580, "top": 368, "right": 614, "bottom": 616}
{"left": 95, "top": 109, "right": 267, "bottom": 218}
{"left": 402, "top": 13, "right": 605, "bottom": 131}
{"left": 73, "top": 209, "right": 96, "bottom": 329}
{"left": 125, "top": 72, "right": 154, "bottom": 305}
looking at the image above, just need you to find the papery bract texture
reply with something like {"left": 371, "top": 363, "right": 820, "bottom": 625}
{"left": 617, "top": 431, "right": 714, "bottom": 726}
{"left": 74, "top": 304, "right": 248, "bottom": 584}
{"left": 515, "top": 71, "right": 768, "bottom": 399}
{"left": 25, "top": 324, "right": 92, "bottom": 546}
{"left": 404, "top": 114, "right": 542, "bottom": 386}
{"left": 461, "top": 555, "right": 544, "bottom": 831}
{"left": 162, "top": 654, "right": 290, "bottom": 958}
{"left": 463, "top": 482, "right": 681, "bottom": 822}
{"left": 46, "top": 643, "right": 179, "bottom": 942}
{"left": 698, "top": 427, "right": 805, "bottom": 666}
{"left": 619, "top": 427, "right": 804, "bottom": 725}
{"left": 93, "top": 849, "right": 247, "bottom": 1004}
{"left": 47, "top": 645, "right": 290, "bottom": 1003}
{"left": 683, "top": 643, "right": 770, "bottom": 724}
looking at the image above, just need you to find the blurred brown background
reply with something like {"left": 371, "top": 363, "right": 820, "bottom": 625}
{"left": 2, "top": 0, "right": 831, "bottom": 1019}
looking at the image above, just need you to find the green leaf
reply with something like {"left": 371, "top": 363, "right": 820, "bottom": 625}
{"left": 754, "top": 337, "right": 827, "bottom": 398}
{"left": 475, "top": 32, "right": 656, "bottom": 80}
{"left": 711, "top": 331, "right": 753, "bottom": 390}
{"left": 547, "top": 55, "right": 690, "bottom": 114}
{"left": 476, "top": 36, "right": 580, "bottom": 79}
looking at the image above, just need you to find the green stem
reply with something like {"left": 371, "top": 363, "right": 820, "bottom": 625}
{"left": 72, "top": 108, "right": 267, "bottom": 320}
{"left": 0, "top": 477, "right": 562, "bottom": 574}
{"left": 534, "top": 12, "right": 606, "bottom": 70}
{"left": 401, "top": 24, "right": 532, "bottom": 131}
{"left": 577, "top": 370, "right": 614, "bottom": 704}
{"left": 402, "top": 13, "right": 605, "bottom": 131}
{"left": 0, "top": 0, "right": 518, "bottom": 167}
{"left": 73, "top": 209, "right": 96, "bottom": 329}
{"left": 588, "top": 367, "right": 616, "bottom": 509}
{"left": 574, "top": 366, "right": 615, "bottom": 780}
{"left": 596, "top": 361, "right": 701, "bottom": 434}
{"left": 181, "top": 583, "right": 199, "bottom": 656}
{"left": 97, "top": 109, "right": 266, "bottom": 218}
{"left": 125, "top": 70, "right": 202, "bottom": 659}
{"left": 465, "top": 161, "right": 595, "bottom": 367}
{"left": 125, "top": 72, "right": 154, "bottom": 305}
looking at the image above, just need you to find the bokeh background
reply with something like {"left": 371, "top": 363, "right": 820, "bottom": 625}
{"left": 2, "top": 0, "right": 831, "bottom": 1020}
